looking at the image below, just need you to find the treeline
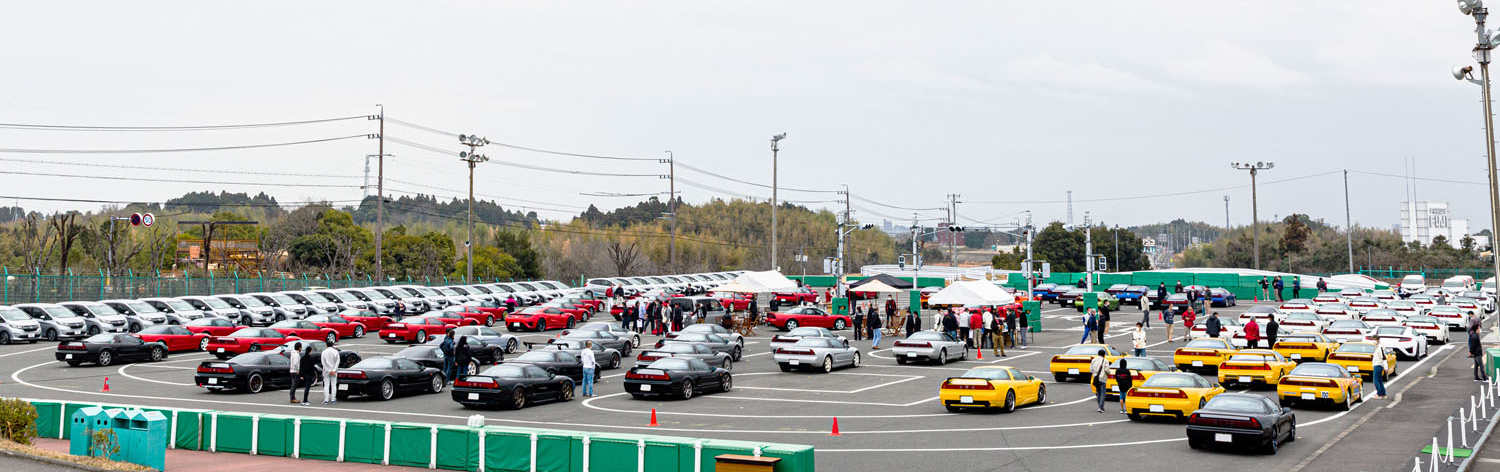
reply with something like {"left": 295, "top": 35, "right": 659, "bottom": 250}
{"left": 1179, "top": 214, "right": 1491, "bottom": 273}
{"left": 991, "top": 222, "right": 1152, "bottom": 272}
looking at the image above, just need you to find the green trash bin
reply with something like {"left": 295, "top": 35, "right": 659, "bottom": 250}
{"left": 830, "top": 297, "right": 848, "bottom": 315}
{"left": 68, "top": 406, "right": 105, "bottom": 456}
{"left": 1023, "top": 301, "right": 1042, "bottom": 333}
{"left": 117, "top": 410, "right": 168, "bottom": 471}
{"left": 1488, "top": 348, "right": 1500, "bottom": 381}
{"left": 1083, "top": 292, "right": 1099, "bottom": 310}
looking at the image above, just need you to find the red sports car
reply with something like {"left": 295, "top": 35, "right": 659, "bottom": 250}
{"left": 184, "top": 317, "right": 240, "bottom": 337}
{"left": 335, "top": 309, "right": 392, "bottom": 331}
{"left": 540, "top": 301, "right": 590, "bottom": 319}
{"left": 135, "top": 325, "right": 210, "bottom": 352}
{"left": 305, "top": 314, "right": 370, "bottom": 339}
{"left": 716, "top": 293, "right": 753, "bottom": 311}
{"left": 419, "top": 312, "right": 480, "bottom": 328}
{"left": 438, "top": 305, "right": 506, "bottom": 327}
{"left": 206, "top": 328, "right": 302, "bottom": 359}
{"left": 268, "top": 320, "right": 340, "bottom": 344}
{"left": 773, "top": 287, "right": 819, "bottom": 305}
{"left": 505, "top": 306, "right": 578, "bottom": 332}
{"left": 380, "top": 316, "right": 461, "bottom": 343}
{"left": 763, "top": 306, "right": 853, "bottom": 331}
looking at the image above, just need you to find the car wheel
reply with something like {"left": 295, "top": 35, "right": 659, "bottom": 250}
{"left": 720, "top": 374, "right": 733, "bottom": 392}
{"left": 379, "top": 379, "right": 396, "bottom": 400}
{"left": 1340, "top": 389, "right": 1353, "bottom": 411}
{"left": 466, "top": 360, "right": 479, "bottom": 376}
{"left": 149, "top": 347, "right": 165, "bottom": 362}
{"left": 896, "top": 357, "right": 908, "bottom": 365}
{"left": 129, "top": 323, "right": 142, "bottom": 333}
{"left": 945, "top": 405, "right": 962, "bottom": 413}
{"left": 1187, "top": 438, "right": 1202, "bottom": 450}
{"left": 1128, "top": 413, "right": 1142, "bottom": 421}
{"left": 821, "top": 356, "right": 833, "bottom": 373}
{"left": 1036, "top": 384, "right": 1047, "bottom": 405}
{"left": 45, "top": 329, "right": 57, "bottom": 342}
{"left": 834, "top": 319, "right": 847, "bottom": 330}
{"left": 560, "top": 381, "right": 574, "bottom": 401}
{"left": 610, "top": 355, "right": 621, "bottom": 370}
{"left": 416, "top": 330, "right": 427, "bottom": 343}
{"left": 505, "top": 338, "right": 519, "bottom": 353}
{"left": 566, "top": 317, "right": 576, "bottom": 329}
{"left": 1053, "top": 373, "right": 1066, "bottom": 382}
{"left": 537, "top": 320, "right": 547, "bottom": 332}
{"left": 248, "top": 344, "right": 261, "bottom": 352}
{"left": 785, "top": 320, "right": 799, "bottom": 330}
{"left": 1286, "top": 424, "right": 1296, "bottom": 443}
{"left": 852, "top": 352, "right": 862, "bottom": 368}
{"left": 1356, "top": 384, "right": 1364, "bottom": 403}
{"left": 96, "top": 350, "right": 113, "bottom": 366}
{"left": 938, "top": 348, "right": 948, "bottom": 365}
{"left": 681, "top": 379, "right": 695, "bottom": 399}
{"left": 486, "top": 315, "right": 494, "bottom": 327}
{"left": 66, "top": 360, "right": 81, "bottom": 367}
{"left": 275, "top": 314, "right": 286, "bottom": 323}
{"left": 621, "top": 344, "right": 632, "bottom": 357}
{"left": 246, "top": 373, "right": 265, "bottom": 393}
{"left": 1279, "top": 397, "right": 1292, "bottom": 408}
{"left": 0, "top": 331, "right": 9, "bottom": 344}
{"left": 431, "top": 374, "right": 446, "bottom": 393}
{"left": 731, "top": 346, "right": 742, "bottom": 361}
{"left": 325, "top": 333, "right": 337, "bottom": 344}
{"left": 354, "top": 326, "right": 366, "bottom": 338}
{"left": 631, "top": 335, "right": 641, "bottom": 348}
{"left": 723, "top": 359, "right": 733, "bottom": 371}
{"left": 1264, "top": 436, "right": 1279, "bottom": 455}
{"left": 87, "top": 326, "right": 100, "bottom": 336}
{"left": 1002, "top": 390, "right": 1017, "bottom": 413}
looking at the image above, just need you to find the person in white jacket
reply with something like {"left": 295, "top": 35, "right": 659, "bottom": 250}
{"left": 320, "top": 344, "right": 341, "bottom": 404}
{"left": 1132, "top": 322, "right": 1147, "bottom": 357}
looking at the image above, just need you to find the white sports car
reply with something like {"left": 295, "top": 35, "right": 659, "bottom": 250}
{"left": 1313, "top": 303, "right": 1358, "bottom": 322}
{"left": 1373, "top": 325, "right": 1428, "bottom": 359}
{"left": 1402, "top": 315, "right": 1451, "bottom": 344}
{"left": 1358, "top": 310, "right": 1406, "bottom": 328}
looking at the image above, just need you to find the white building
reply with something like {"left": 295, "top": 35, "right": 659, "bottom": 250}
{"left": 1401, "top": 201, "right": 1477, "bottom": 247}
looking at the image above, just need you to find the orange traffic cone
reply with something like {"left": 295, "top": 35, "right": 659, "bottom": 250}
{"left": 648, "top": 408, "right": 659, "bottom": 427}
{"left": 976, "top": 346, "right": 983, "bottom": 360}
{"left": 101, "top": 377, "right": 110, "bottom": 393}
{"left": 830, "top": 417, "right": 841, "bottom": 436}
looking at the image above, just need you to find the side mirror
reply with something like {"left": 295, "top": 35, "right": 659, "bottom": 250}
{"left": 549, "top": 372, "right": 556, "bottom": 379}
{"left": 1282, "top": 407, "right": 1293, "bottom": 415}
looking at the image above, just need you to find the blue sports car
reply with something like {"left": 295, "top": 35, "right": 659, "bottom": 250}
{"left": 1209, "top": 288, "right": 1239, "bottom": 307}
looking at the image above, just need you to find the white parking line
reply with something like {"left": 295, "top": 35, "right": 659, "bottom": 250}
{"left": 0, "top": 346, "right": 53, "bottom": 358}
{"left": 117, "top": 364, "right": 195, "bottom": 386}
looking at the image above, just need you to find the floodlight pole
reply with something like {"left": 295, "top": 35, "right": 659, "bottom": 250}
{"left": 1231, "top": 162, "right": 1274, "bottom": 270}
{"left": 375, "top": 105, "right": 385, "bottom": 282}
{"left": 770, "top": 134, "right": 785, "bottom": 272}
{"left": 459, "top": 134, "right": 490, "bottom": 284}
{"left": 1476, "top": 7, "right": 1500, "bottom": 291}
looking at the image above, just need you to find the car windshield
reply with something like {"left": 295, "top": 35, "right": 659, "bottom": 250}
{"left": 229, "top": 328, "right": 270, "bottom": 337}
{"left": 1246, "top": 306, "right": 1278, "bottom": 314}
{"left": 1402, "top": 275, "right": 1424, "bottom": 284}
{"left": 351, "top": 358, "right": 396, "bottom": 370}
{"left": 515, "top": 352, "right": 555, "bottom": 362}
{"left": 398, "top": 317, "right": 427, "bottom": 324}
{"left": 44, "top": 306, "right": 78, "bottom": 319}
{"left": 1285, "top": 313, "right": 1319, "bottom": 321}
{"left": 83, "top": 334, "right": 116, "bottom": 343}
{"left": 1329, "top": 321, "right": 1368, "bottom": 329}
{"left": 1064, "top": 346, "right": 1107, "bottom": 355}
{"left": 227, "top": 353, "right": 267, "bottom": 365}
{"left": 81, "top": 303, "right": 121, "bottom": 316}
{"left": 907, "top": 331, "right": 947, "bottom": 341}
{"left": 1184, "top": 339, "right": 1226, "bottom": 349}
{"left": 1204, "top": 395, "right": 1268, "bottom": 413}
{"left": 1289, "top": 363, "right": 1347, "bottom": 378}
{"left": 237, "top": 296, "right": 267, "bottom": 307}
{"left": 397, "top": 347, "right": 437, "bottom": 358}
{"left": 1141, "top": 374, "right": 1199, "bottom": 388}
{"left": 681, "top": 325, "right": 718, "bottom": 334}
{"left": 158, "top": 299, "right": 194, "bottom": 312}
{"left": 580, "top": 323, "right": 612, "bottom": 331}
{"left": 138, "top": 326, "right": 174, "bottom": 334}
{"left": 196, "top": 298, "right": 230, "bottom": 310}
{"left": 436, "top": 288, "right": 461, "bottom": 296}
{"left": 1280, "top": 335, "right": 1319, "bottom": 343}
{"left": 1432, "top": 306, "right": 1462, "bottom": 313}
{"left": 1228, "top": 353, "right": 1280, "bottom": 363}
{"left": 120, "top": 301, "right": 159, "bottom": 314}
{"left": 1336, "top": 343, "right": 1377, "bottom": 354}
{"left": 958, "top": 368, "right": 1013, "bottom": 380}
{"left": 326, "top": 291, "right": 359, "bottom": 302}
{"left": 187, "top": 318, "right": 222, "bottom": 327}
{"left": 647, "top": 358, "right": 690, "bottom": 370}
{"left": 359, "top": 290, "right": 391, "bottom": 301}
{"left": 1374, "top": 327, "right": 1408, "bottom": 336}
{"left": 0, "top": 307, "right": 31, "bottom": 322}
{"left": 659, "top": 344, "right": 697, "bottom": 353}
{"left": 1407, "top": 316, "right": 1440, "bottom": 323}
{"left": 674, "top": 334, "right": 711, "bottom": 343}
{"left": 478, "top": 365, "right": 526, "bottom": 377}
{"left": 1320, "top": 304, "right": 1351, "bottom": 311}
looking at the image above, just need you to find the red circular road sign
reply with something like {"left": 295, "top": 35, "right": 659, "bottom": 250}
{"left": 141, "top": 213, "right": 155, "bottom": 227}
{"left": 129, "top": 213, "right": 142, "bottom": 226}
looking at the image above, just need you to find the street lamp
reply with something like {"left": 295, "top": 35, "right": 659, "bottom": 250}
{"left": 459, "top": 133, "right": 490, "bottom": 283}
{"left": 1456, "top": 0, "right": 1500, "bottom": 294}
{"left": 770, "top": 133, "right": 786, "bottom": 271}
{"left": 1230, "top": 161, "right": 1274, "bottom": 270}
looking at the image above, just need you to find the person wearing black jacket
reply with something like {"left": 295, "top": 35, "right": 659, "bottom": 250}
{"left": 1017, "top": 309, "right": 1030, "bottom": 349}
{"left": 1472, "top": 325, "right": 1489, "bottom": 381}
{"left": 454, "top": 335, "right": 472, "bottom": 378}
{"left": 670, "top": 303, "right": 685, "bottom": 332}
{"left": 868, "top": 305, "right": 884, "bottom": 348}
{"left": 1004, "top": 309, "right": 1019, "bottom": 348}
{"left": 1205, "top": 312, "right": 1223, "bottom": 338}
{"left": 1096, "top": 307, "right": 1111, "bottom": 344}
{"left": 296, "top": 345, "right": 318, "bottom": 406}
{"left": 941, "top": 309, "right": 960, "bottom": 341}
{"left": 747, "top": 299, "right": 759, "bottom": 323}
{"left": 1114, "top": 364, "right": 1135, "bottom": 414}
{"left": 1156, "top": 283, "right": 1167, "bottom": 309}
{"left": 1265, "top": 317, "right": 1280, "bottom": 349}
{"left": 904, "top": 308, "right": 921, "bottom": 336}
{"left": 852, "top": 306, "right": 865, "bottom": 341}
{"left": 1174, "top": 281, "right": 1183, "bottom": 294}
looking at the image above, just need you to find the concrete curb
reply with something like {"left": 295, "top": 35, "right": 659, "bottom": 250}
{"left": 0, "top": 445, "right": 123, "bottom": 472}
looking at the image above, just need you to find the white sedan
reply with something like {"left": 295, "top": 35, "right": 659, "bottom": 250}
{"left": 1346, "top": 297, "right": 1384, "bottom": 315}
{"left": 774, "top": 338, "right": 861, "bottom": 373}
{"left": 1427, "top": 305, "right": 1468, "bottom": 331}
{"left": 1451, "top": 298, "right": 1484, "bottom": 318}
{"left": 1403, "top": 315, "right": 1451, "bottom": 344}
{"left": 1373, "top": 325, "right": 1429, "bottom": 359}
{"left": 890, "top": 330, "right": 968, "bottom": 365}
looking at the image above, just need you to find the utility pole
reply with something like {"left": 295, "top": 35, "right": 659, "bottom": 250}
{"left": 374, "top": 105, "right": 386, "bottom": 282}
{"left": 836, "top": 185, "right": 849, "bottom": 280}
{"left": 1024, "top": 211, "right": 1035, "bottom": 300}
{"left": 947, "top": 193, "right": 961, "bottom": 267}
{"left": 1457, "top": 0, "right": 1500, "bottom": 295}
{"left": 1066, "top": 191, "right": 1073, "bottom": 226}
{"left": 1344, "top": 169, "right": 1354, "bottom": 273}
{"left": 910, "top": 213, "right": 920, "bottom": 291}
{"left": 1231, "top": 162, "right": 1275, "bottom": 270}
{"left": 1083, "top": 212, "right": 1093, "bottom": 291}
{"left": 665, "top": 151, "right": 676, "bottom": 273}
{"left": 770, "top": 133, "right": 786, "bottom": 271}
{"left": 1223, "top": 195, "right": 1231, "bottom": 229}
{"left": 459, "top": 133, "right": 491, "bottom": 284}
{"left": 1113, "top": 224, "right": 1119, "bottom": 272}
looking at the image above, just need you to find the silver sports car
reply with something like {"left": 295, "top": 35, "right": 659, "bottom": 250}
{"left": 774, "top": 337, "right": 861, "bottom": 373}
{"left": 636, "top": 343, "right": 734, "bottom": 369}
{"left": 769, "top": 327, "right": 842, "bottom": 351}
{"left": 661, "top": 332, "right": 742, "bottom": 361}
{"left": 891, "top": 331, "right": 967, "bottom": 365}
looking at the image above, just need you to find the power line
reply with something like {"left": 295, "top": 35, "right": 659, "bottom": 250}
{"left": 385, "top": 136, "right": 663, "bottom": 177}
{"left": 1349, "top": 170, "right": 1487, "bottom": 186}
{"left": 387, "top": 117, "right": 662, "bottom": 162}
{"left": 0, "top": 157, "right": 358, "bottom": 179}
{"left": 0, "top": 194, "right": 363, "bottom": 208}
{"left": 675, "top": 162, "right": 838, "bottom": 194}
{"left": 849, "top": 194, "right": 945, "bottom": 211}
{"left": 0, "top": 170, "right": 362, "bottom": 188}
{"left": 966, "top": 170, "right": 1342, "bottom": 204}
{"left": 0, "top": 115, "right": 374, "bottom": 132}
{"left": 0, "top": 134, "right": 374, "bottom": 154}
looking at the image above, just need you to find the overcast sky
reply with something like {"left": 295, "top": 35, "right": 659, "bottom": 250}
{"left": 0, "top": 0, "right": 1490, "bottom": 232}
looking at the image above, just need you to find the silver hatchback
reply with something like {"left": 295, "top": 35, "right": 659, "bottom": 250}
{"left": 773, "top": 337, "right": 861, "bottom": 373}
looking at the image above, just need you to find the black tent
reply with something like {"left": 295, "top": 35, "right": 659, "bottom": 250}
{"left": 848, "top": 273, "right": 915, "bottom": 290}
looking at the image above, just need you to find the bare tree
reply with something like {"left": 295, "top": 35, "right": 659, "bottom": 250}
{"left": 606, "top": 241, "right": 640, "bottom": 276}
{"left": 48, "top": 212, "right": 82, "bottom": 273}
{"left": 19, "top": 213, "right": 56, "bottom": 271}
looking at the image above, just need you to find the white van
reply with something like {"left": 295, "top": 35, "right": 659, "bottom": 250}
{"left": 1399, "top": 274, "right": 1427, "bottom": 297}
{"left": 1442, "top": 275, "right": 1476, "bottom": 294}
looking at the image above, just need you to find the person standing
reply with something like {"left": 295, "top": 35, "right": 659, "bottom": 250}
{"left": 1259, "top": 277, "right": 1270, "bottom": 300}
{"left": 1316, "top": 278, "right": 1328, "bottom": 293}
{"left": 904, "top": 308, "right": 920, "bottom": 336}
{"left": 852, "top": 305, "right": 865, "bottom": 341}
{"left": 671, "top": 302, "right": 685, "bottom": 332}
{"left": 1265, "top": 316, "right": 1280, "bottom": 349}
{"left": 969, "top": 309, "right": 984, "bottom": 350}
{"left": 454, "top": 336, "right": 472, "bottom": 379}
{"left": 320, "top": 343, "right": 340, "bottom": 404}
{"left": 1244, "top": 318, "right": 1261, "bottom": 349}
{"left": 1171, "top": 307, "right": 1186, "bottom": 342}
{"left": 1090, "top": 349, "right": 1110, "bottom": 413}
{"left": 439, "top": 330, "right": 457, "bottom": 381}
{"left": 747, "top": 298, "right": 759, "bottom": 325}
{"left": 1132, "top": 322, "right": 1147, "bottom": 357}
{"left": 1370, "top": 346, "right": 1388, "bottom": 399}
{"left": 1096, "top": 306, "right": 1111, "bottom": 345}
{"left": 394, "top": 301, "right": 407, "bottom": 319}
{"left": 504, "top": 295, "right": 517, "bottom": 313}
{"left": 1291, "top": 277, "right": 1301, "bottom": 299}
{"left": 1206, "top": 311, "right": 1222, "bottom": 339}
{"left": 1273, "top": 276, "right": 1285, "bottom": 302}
{"left": 1157, "top": 283, "right": 1168, "bottom": 310}
{"left": 992, "top": 310, "right": 1007, "bottom": 357}
{"left": 296, "top": 345, "right": 317, "bottom": 406}
{"left": 980, "top": 309, "right": 994, "bottom": 350}
{"left": 1081, "top": 309, "right": 1098, "bottom": 344}
{"left": 1472, "top": 324, "right": 1490, "bottom": 381}
{"left": 1174, "top": 280, "right": 1184, "bottom": 294}
{"left": 288, "top": 341, "right": 304, "bottom": 404}
{"left": 1114, "top": 363, "right": 1135, "bottom": 414}
{"left": 868, "top": 305, "right": 884, "bottom": 348}
{"left": 941, "top": 309, "right": 959, "bottom": 341}
{"left": 1012, "top": 308, "right": 1027, "bottom": 349}
{"left": 580, "top": 340, "right": 597, "bottom": 397}
{"left": 1141, "top": 302, "right": 1152, "bottom": 329}
{"left": 958, "top": 309, "right": 973, "bottom": 348}
{"left": 885, "top": 296, "right": 898, "bottom": 328}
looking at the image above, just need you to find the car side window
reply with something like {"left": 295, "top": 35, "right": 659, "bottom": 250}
{"left": 688, "top": 359, "right": 710, "bottom": 371}
{"left": 556, "top": 352, "right": 577, "bottom": 363}
{"left": 267, "top": 354, "right": 289, "bottom": 366}
{"left": 524, "top": 365, "right": 547, "bottom": 378}
{"left": 707, "top": 334, "right": 725, "bottom": 343}
{"left": 1008, "top": 368, "right": 1026, "bottom": 380}
{"left": 695, "top": 345, "right": 711, "bottom": 354}
{"left": 396, "top": 358, "right": 420, "bottom": 370}
{"left": 122, "top": 336, "right": 144, "bottom": 346}
{"left": 991, "top": 370, "right": 1012, "bottom": 381}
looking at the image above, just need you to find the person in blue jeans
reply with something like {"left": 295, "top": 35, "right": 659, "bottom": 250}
{"left": 438, "top": 330, "right": 456, "bottom": 381}
{"left": 580, "top": 340, "right": 598, "bottom": 397}
{"left": 1371, "top": 346, "right": 1388, "bottom": 399}
{"left": 1080, "top": 309, "right": 1098, "bottom": 344}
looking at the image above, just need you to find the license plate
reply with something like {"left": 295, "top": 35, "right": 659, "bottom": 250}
{"left": 1239, "top": 376, "right": 1251, "bottom": 383}
{"left": 1149, "top": 405, "right": 1164, "bottom": 413}
{"left": 388, "top": 333, "right": 397, "bottom": 338}
{"left": 338, "top": 384, "right": 349, "bottom": 391}
{"left": 468, "top": 393, "right": 479, "bottom": 400}
{"left": 1110, "top": 386, "right": 1119, "bottom": 392}
{"left": 1215, "top": 433, "right": 1233, "bottom": 443}
{"left": 790, "top": 360, "right": 800, "bottom": 366}
{"left": 1191, "top": 360, "right": 1203, "bottom": 367}
{"left": 640, "top": 384, "right": 652, "bottom": 392}
{"left": 1068, "top": 368, "right": 1079, "bottom": 375}
{"left": 960, "top": 396, "right": 973, "bottom": 404}
{"left": 208, "top": 378, "right": 218, "bottom": 385}
{"left": 217, "top": 348, "right": 225, "bottom": 353}
{"left": 1290, "top": 354, "right": 1301, "bottom": 360}
{"left": 907, "top": 352, "right": 917, "bottom": 357}
{"left": 65, "top": 354, "right": 73, "bottom": 359}
{"left": 1347, "top": 366, "right": 1359, "bottom": 372}
{"left": 1301, "top": 393, "right": 1314, "bottom": 400}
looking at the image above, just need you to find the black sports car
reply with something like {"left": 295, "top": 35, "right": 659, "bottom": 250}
{"left": 531, "top": 339, "right": 623, "bottom": 370}
{"left": 395, "top": 342, "right": 504, "bottom": 376}
{"left": 194, "top": 351, "right": 294, "bottom": 393}
{"left": 552, "top": 329, "right": 632, "bottom": 356}
{"left": 636, "top": 343, "right": 733, "bottom": 369}
{"left": 1187, "top": 393, "right": 1297, "bottom": 454}
{"left": 452, "top": 363, "right": 575, "bottom": 409}
{"left": 448, "top": 325, "right": 521, "bottom": 353}
{"left": 501, "top": 350, "right": 592, "bottom": 381}
{"left": 657, "top": 332, "right": 742, "bottom": 361}
{"left": 423, "top": 336, "right": 505, "bottom": 363}
{"left": 55, "top": 333, "right": 167, "bottom": 366}
{"left": 335, "top": 357, "right": 446, "bottom": 401}
{"left": 623, "top": 357, "right": 732, "bottom": 400}
{"left": 268, "top": 341, "right": 363, "bottom": 371}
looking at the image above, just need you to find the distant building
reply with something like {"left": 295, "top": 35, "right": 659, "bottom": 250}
{"left": 1401, "top": 201, "right": 1477, "bottom": 247}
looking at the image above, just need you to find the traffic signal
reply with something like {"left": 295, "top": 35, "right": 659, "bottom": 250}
{"left": 898, "top": 255, "right": 906, "bottom": 269}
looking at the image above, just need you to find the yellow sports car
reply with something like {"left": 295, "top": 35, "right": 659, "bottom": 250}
{"left": 1276, "top": 362, "right": 1364, "bottom": 411}
{"left": 1273, "top": 332, "right": 1340, "bottom": 363}
{"left": 1122, "top": 372, "right": 1225, "bottom": 421}
{"left": 1094, "top": 356, "right": 1177, "bottom": 399}
{"left": 1050, "top": 344, "right": 1127, "bottom": 382}
{"left": 1173, "top": 338, "right": 1237, "bottom": 372}
{"left": 1217, "top": 350, "right": 1296, "bottom": 387}
{"left": 939, "top": 366, "right": 1047, "bottom": 413}
{"left": 1326, "top": 342, "right": 1399, "bottom": 380}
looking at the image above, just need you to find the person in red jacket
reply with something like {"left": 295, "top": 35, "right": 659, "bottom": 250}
{"left": 1179, "top": 308, "right": 1195, "bottom": 343}
{"left": 1243, "top": 318, "right": 1261, "bottom": 349}
{"left": 968, "top": 310, "right": 985, "bottom": 349}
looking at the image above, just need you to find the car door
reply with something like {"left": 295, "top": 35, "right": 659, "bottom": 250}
{"left": 524, "top": 365, "right": 556, "bottom": 399}
{"left": 555, "top": 352, "right": 582, "bottom": 379}
{"left": 705, "top": 334, "right": 730, "bottom": 355}
{"left": 687, "top": 358, "right": 717, "bottom": 388}
{"left": 265, "top": 353, "right": 293, "bottom": 388}
{"left": 168, "top": 327, "right": 192, "bottom": 351}
{"left": 393, "top": 358, "right": 425, "bottom": 389}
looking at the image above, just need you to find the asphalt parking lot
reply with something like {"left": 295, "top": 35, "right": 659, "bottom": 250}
{"left": 0, "top": 302, "right": 1477, "bottom": 472}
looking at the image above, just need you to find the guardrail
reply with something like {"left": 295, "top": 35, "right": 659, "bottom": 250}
{"left": 1413, "top": 375, "right": 1500, "bottom": 472}
{"left": 0, "top": 267, "right": 543, "bottom": 304}
{"left": 22, "top": 398, "right": 816, "bottom": 472}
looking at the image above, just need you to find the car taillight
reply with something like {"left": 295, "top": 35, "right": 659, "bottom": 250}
{"left": 1190, "top": 414, "right": 1261, "bottom": 429}
{"left": 1279, "top": 378, "right": 1335, "bottom": 388}
{"left": 1128, "top": 388, "right": 1188, "bottom": 399}
{"left": 213, "top": 337, "right": 235, "bottom": 343}
{"left": 338, "top": 371, "right": 367, "bottom": 380}
{"left": 455, "top": 378, "right": 497, "bottom": 388}
{"left": 777, "top": 348, "right": 815, "bottom": 355}
{"left": 626, "top": 371, "right": 670, "bottom": 381}
{"left": 58, "top": 342, "right": 86, "bottom": 350}
{"left": 894, "top": 341, "right": 932, "bottom": 348}
{"left": 197, "top": 363, "right": 232, "bottom": 374}
{"left": 387, "top": 324, "right": 406, "bottom": 329}
{"left": 1229, "top": 363, "right": 1271, "bottom": 370}
{"left": 941, "top": 380, "right": 995, "bottom": 390}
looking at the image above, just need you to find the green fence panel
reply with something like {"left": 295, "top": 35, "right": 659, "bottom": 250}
{"left": 60, "top": 402, "right": 92, "bottom": 439}
{"left": 761, "top": 443, "right": 816, "bottom": 472}
{"left": 342, "top": 420, "right": 387, "bottom": 465}
{"left": 435, "top": 425, "right": 479, "bottom": 471}
{"left": 170, "top": 410, "right": 207, "bottom": 451}
{"left": 643, "top": 437, "right": 685, "bottom": 472}
{"left": 482, "top": 427, "right": 536, "bottom": 472}
{"left": 587, "top": 433, "right": 646, "bottom": 472}
{"left": 694, "top": 439, "right": 761, "bottom": 472}
{"left": 388, "top": 422, "right": 434, "bottom": 468}
{"left": 256, "top": 414, "right": 295, "bottom": 457}
{"left": 213, "top": 413, "right": 255, "bottom": 454}
{"left": 31, "top": 401, "right": 61, "bottom": 438}
{"left": 1096, "top": 274, "right": 1131, "bottom": 287}
{"left": 536, "top": 431, "right": 583, "bottom": 472}
{"left": 297, "top": 418, "right": 342, "bottom": 461}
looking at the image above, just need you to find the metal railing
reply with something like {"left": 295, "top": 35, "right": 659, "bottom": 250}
{"left": 0, "top": 267, "right": 536, "bottom": 304}
{"left": 1359, "top": 267, "right": 1497, "bottom": 282}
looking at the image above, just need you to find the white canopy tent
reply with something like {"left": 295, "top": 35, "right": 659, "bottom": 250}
{"left": 926, "top": 280, "right": 1016, "bottom": 306}
{"left": 850, "top": 280, "right": 904, "bottom": 294}
{"left": 711, "top": 270, "right": 799, "bottom": 294}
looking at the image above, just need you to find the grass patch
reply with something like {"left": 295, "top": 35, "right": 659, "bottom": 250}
{"left": 0, "top": 438, "right": 153, "bottom": 471}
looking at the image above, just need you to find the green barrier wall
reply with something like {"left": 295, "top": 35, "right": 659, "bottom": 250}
{"left": 256, "top": 414, "right": 294, "bottom": 457}
{"left": 342, "top": 419, "right": 386, "bottom": 465}
{"left": 589, "top": 433, "right": 649, "bottom": 472}
{"left": 175, "top": 410, "right": 207, "bottom": 450}
{"left": 33, "top": 401, "right": 61, "bottom": 438}
{"left": 298, "top": 418, "right": 341, "bottom": 461}
{"left": 435, "top": 425, "right": 479, "bottom": 471}
{"left": 537, "top": 431, "right": 583, "bottom": 472}
{"left": 482, "top": 428, "right": 535, "bottom": 472}
{"left": 763, "top": 443, "right": 817, "bottom": 472}
{"left": 214, "top": 413, "right": 254, "bottom": 454}
{"left": 60, "top": 403, "right": 88, "bottom": 439}
{"left": 387, "top": 422, "right": 434, "bottom": 468}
